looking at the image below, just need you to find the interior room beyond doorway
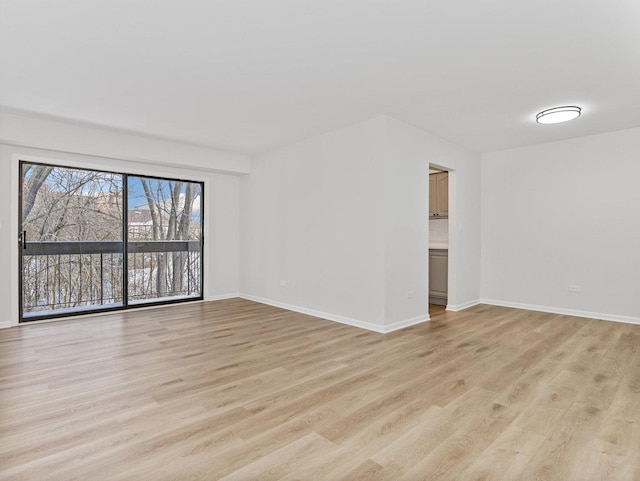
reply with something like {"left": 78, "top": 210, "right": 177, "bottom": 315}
{"left": 429, "top": 165, "right": 450, "bottom": 311}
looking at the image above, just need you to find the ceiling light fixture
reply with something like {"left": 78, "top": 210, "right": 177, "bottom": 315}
{"left": 536, "top": 106, "right": 581, "bottom": 124}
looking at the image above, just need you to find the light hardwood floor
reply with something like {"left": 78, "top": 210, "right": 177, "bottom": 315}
{"left": 1, "top": 298, "right": 639, "bottom": 480}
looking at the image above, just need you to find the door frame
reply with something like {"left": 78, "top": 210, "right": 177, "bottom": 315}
{"left": 428, "top": 163, "right": 456, "bottom": 314}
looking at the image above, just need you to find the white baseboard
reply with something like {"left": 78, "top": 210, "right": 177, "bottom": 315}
{"left": 0, "top": 321, "right": 11, "bottom": 329}
{"left": 239, "top": 294, "right": 429, "bottom": 333}
{"left": 205, "top": 293, "right": 240, "bottom": 302}
{"left": 480, "top": 298, "right": 640, "bottom": 326}
{"left": 446, "top": 299, "right": 482, "bottom": 312}
{"left": 385, "top": 314, "right": 430, "bottom": 332}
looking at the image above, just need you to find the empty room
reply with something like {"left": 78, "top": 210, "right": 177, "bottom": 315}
{"left": 1, "top": 1, "right": 639, "bottom": 480}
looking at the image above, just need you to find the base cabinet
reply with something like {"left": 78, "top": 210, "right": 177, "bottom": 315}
{"left": 429, "top": 249, "right": 448, "bottom": 305}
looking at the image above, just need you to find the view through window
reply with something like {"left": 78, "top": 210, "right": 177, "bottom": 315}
{"left": 20, "top": 162, "right": 203, "bottom": 321}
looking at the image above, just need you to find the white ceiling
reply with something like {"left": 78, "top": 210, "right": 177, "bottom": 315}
{"left": 1, "top": 0, "right": 639, "bottom": 155}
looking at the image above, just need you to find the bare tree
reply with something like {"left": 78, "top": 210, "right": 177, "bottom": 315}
{"left": 22, "top": 164, "right": 53, "bottom": 221}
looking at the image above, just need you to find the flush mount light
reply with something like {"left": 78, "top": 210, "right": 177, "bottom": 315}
{"left": 536, "top": 106, "right": 581, "bottom": 124}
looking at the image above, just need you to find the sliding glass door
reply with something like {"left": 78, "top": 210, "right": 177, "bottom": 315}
{"left": 127, "top": 175, "right": 203, "bottom": 305}
{"left": 19, "top": 162, "right": 203, "bottom": 322}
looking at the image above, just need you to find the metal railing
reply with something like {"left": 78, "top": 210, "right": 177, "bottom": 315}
{"left": 22, "top": 240, "right": 202, "bottom": 316}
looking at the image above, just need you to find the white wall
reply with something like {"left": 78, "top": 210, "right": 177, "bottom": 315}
{"left": 240, "top": 117, "right": 388, "bottom": 330}
{"left": 0, "top": 112, "right": 246, "bottom": 328}
{"left": 240, "top": 116, "right": 481, "bottom": 332}
{"left": 383, "top": 119, "right": 430, "bottom": 326}
{"left": 0, "top": 108, "right": 250, "bottom": 174}
{"left": 481, "top": 127, "right": 640, "bottom": 323}
{"left": 385, "top": 117, "right": 482, "bottom": 312}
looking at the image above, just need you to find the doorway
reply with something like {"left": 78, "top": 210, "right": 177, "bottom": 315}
{"left": 428, "top": 164, "right": 452, "bottom": 315}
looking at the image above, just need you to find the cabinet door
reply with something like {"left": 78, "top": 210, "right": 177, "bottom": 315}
{"left": 436, "top": 173, "right": 448, "bottom": 217}
{"left": 429, "top": 174, "right": 438, "bottom": 217}
{"left": 429, "top": 250, "right": 448, "bottom": 298}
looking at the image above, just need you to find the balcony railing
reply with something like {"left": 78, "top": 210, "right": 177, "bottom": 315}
{"left": 22, "top": 240, "right": 202, "bottom": 317}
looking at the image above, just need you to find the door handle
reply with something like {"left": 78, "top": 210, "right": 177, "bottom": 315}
{"left": 20, "top": 230, "right": 27, "bottom": 249}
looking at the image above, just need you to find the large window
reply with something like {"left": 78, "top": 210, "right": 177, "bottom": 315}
{"left": 19, "top": 162, "right": 203, "bottom": 321}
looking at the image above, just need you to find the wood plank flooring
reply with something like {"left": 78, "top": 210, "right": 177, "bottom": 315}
{"left": 1, "top": 298, "right": 639, "bottom": 480}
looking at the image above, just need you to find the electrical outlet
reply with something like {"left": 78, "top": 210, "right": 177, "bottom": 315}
{"left": 406, "top": 290, "right": 414, "bottom": 299}
{"left": 280, "top": 280, "right": 288, "bottom": 287}
{"left": 568, "top": 285, "right": 581, "bottom": 293}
